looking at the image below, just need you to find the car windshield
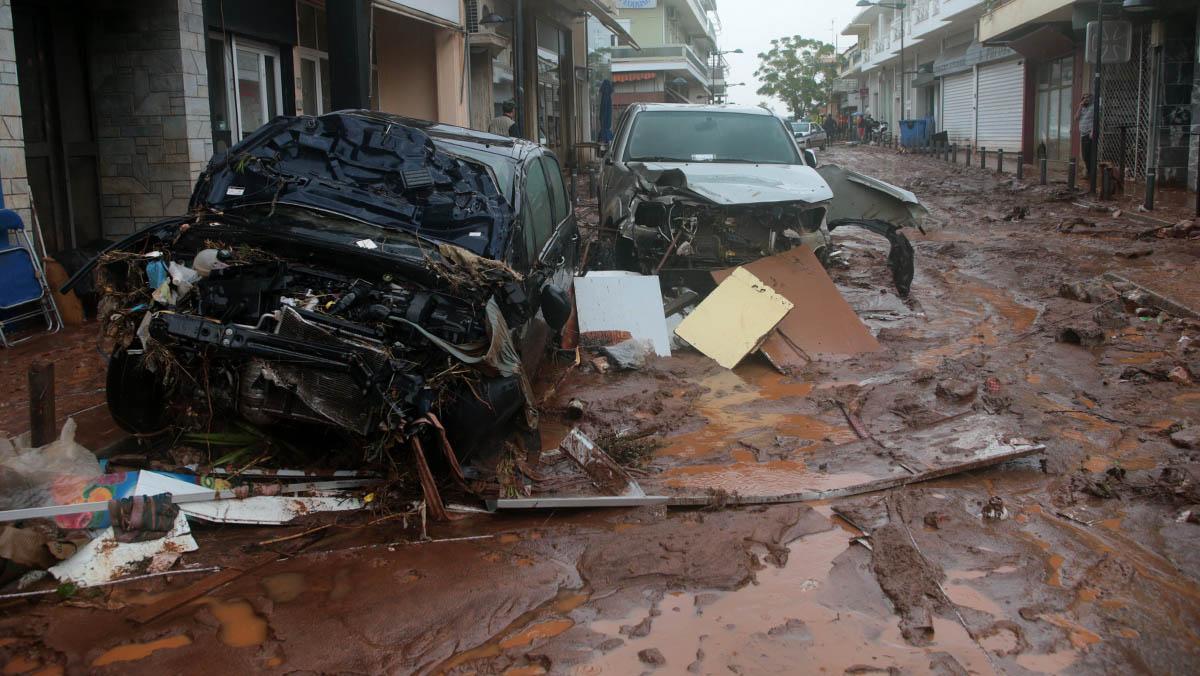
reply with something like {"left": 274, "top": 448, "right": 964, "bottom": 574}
{"left": 625, "top": 111, "right": 800, "bottom": 164}
{"left": 791, "top": 122, "right": 810, "bottom": 134}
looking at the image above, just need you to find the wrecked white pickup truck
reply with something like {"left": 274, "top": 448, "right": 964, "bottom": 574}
{"left": 598, "top": 104, "right": 927, "bottom": 295}
{"left": 65, "top": 112, "right": 579, "bottom": 463}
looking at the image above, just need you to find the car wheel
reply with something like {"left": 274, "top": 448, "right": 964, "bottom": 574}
{"left": 106, "top": 348, "right": 168, "bottom": 434}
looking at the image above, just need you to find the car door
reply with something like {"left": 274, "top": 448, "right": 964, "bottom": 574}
{"left": 599, "top": 106, "right": 636, "bottom": 227}
{"left": 534, "top": 151, "right": 577, "bottom": 284}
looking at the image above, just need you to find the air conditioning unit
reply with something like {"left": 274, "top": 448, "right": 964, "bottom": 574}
{"left": 466, "top": 0, "right": 480, "bottom": 33}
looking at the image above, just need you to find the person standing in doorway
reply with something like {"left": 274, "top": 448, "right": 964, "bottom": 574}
{"left": 490, "top": 101, "right": 517, "bottom": 137}
{"left": 1075, "top": 93, "right": 1094, "bottom": 180}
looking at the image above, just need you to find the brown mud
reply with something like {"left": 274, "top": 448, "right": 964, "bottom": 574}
{"left": 3, "top": 146, "right": 1200, "bottom": 674}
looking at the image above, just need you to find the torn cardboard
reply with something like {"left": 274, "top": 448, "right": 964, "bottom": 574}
{"left": 712, "top": 247, "right": 880, "bottom": 372}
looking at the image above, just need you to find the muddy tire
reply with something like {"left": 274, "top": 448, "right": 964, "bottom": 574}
{"left": 106, "top": 349, "right": 168, "bottom": 434}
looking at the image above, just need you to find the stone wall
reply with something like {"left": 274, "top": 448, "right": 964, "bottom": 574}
{"left": 90, "top": 0, "right": 212, "bottom": 237}
{"left": 0, "top": 0, "right": 30, "bottom": 244}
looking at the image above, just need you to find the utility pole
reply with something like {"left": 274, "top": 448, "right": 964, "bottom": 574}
{"left": 1090, "top": 0, "right": 1102, "bottom": 194}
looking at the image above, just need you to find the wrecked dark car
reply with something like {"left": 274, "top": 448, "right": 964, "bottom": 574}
{"left": 598, "top": 104, "right": 927, "bottom": 295}
{"left": 71, "top": 112, "right": 577, "bottom": 464}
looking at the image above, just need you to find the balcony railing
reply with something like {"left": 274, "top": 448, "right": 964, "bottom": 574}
{"left": 611, "top": 44, "right": 711, "bottom": 79}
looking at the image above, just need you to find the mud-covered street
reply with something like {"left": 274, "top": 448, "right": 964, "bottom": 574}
{"left": 3, "top": 145, "right": 1200, "bottom": 675}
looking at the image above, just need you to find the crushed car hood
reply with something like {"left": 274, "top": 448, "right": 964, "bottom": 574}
{"left": 630, "top": 162, "right": 834, "bottom": 206}
{"left": 816, "top": 164, "right": 928, "bottom": 228}
{"left": 190, "top": 112, "right": 514, "bottom": 258}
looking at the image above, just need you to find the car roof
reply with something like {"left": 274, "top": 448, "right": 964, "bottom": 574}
{"left": 630, "top": 103, "right": 779, "bottom": 116}
{"left": 341, "top": 109, "right": 542, "bottom": 162}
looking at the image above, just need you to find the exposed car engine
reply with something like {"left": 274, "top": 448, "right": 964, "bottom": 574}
{"left": 97, "top": 221, "right": 534, "bottom": 463}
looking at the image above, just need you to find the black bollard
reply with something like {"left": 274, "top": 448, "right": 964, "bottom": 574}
{"left": 1067, "top": 158, "right": 1076, "bottom": 190}
{"left": 1039, "top": 158, "right": 1048, "bottom": 185}
{"left": 1016, "top": 153, "right": 1024, "bottom": 180}
{"left": 1145, "top": 166, "right": 1156, "bottom": 211}
{"left": 980, "top": 147, "right": 986, "bottom": 169}
{"left": 998, "top": 149, "right": 1005, "bottom": 173}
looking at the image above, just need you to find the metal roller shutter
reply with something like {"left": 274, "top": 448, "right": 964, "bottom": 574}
{"left": 976, "top": 59, "right": 1024, "bottom": 152}
{"left": 941, "top": 71, "right": 975, "bottom": 145}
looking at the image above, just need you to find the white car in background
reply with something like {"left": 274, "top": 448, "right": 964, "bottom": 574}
{"left": 790, "top": 121, "right": 828, "bottom": 150}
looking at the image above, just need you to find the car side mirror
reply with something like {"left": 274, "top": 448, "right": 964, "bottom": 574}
{"left": 540, "top": 284, "right": 572, "bottom": 332}
{"left": 803, "top": 149, "right": 818, "bottom": 168}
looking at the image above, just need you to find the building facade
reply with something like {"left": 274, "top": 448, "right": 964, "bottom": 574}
{"left": 981, "top": 0, "right": 1199, "bottom": 189}
{"left": 607, "top": 0, "right": 723, "bottom": 115}
{"left": 0, "top": 0, "right": 634, "bottom": 257}
{"left": 839, "top": 0, "right": 1199, "bottom": 194}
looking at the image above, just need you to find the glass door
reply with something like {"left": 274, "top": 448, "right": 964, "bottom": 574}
{"left": 1035, "top": 55, "right": 1073, "bottom": 162}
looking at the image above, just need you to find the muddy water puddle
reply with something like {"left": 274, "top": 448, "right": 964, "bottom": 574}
{"left": 657, "top": 368, "right": 853, "bottom": 464}
{"left": 435, "top": 588, "right": 590, "bottom": 674}
{"left": 91, "top": 634, "right": 192, "bottom": 668}
{"left": 195, "top": 597, "right": 269, "bottom": 648}
{"left": 576, "top": 526, "right": 1003, "bottom": 675}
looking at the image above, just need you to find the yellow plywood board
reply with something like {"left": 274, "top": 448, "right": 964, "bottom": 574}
{"left": 673, "top": 267, "right": 794, "bottom": 369}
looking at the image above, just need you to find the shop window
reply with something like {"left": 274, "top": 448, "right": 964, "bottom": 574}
{"left": 297, "top": 1, "right": 331, "bottom": 115}
{"left": 208, "top": 34, "right": 284, "bottom": 147}
{"left": 1035, "top": 55, "right": 1073, "bottom": 162}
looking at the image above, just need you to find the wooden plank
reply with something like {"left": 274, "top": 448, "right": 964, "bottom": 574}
{"left": 126, "top": 553, "right": 278, "bottom": 624}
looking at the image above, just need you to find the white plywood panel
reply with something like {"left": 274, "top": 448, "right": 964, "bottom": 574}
{"left": 575, "top": 272, "right": 671, "bottom": 357}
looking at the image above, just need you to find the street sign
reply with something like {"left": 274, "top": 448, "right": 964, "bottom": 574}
{"left": 1085, "top": 21, "right": 1132, "bottom": 64}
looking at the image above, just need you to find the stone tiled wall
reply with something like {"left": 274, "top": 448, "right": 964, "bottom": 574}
{"left": 0, "top": 0, "right": 31, "bottom": 243}
{"left": 89, "top": 0, "right": 212, "bottom": 237}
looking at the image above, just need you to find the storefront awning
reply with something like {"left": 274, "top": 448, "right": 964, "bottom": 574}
{"left": 933, "top": 41, "right": 1017, "bottom": 77}
{"left": 574, "top": 0, "right": 640, "bottom": 50}
{"left": 911, "top": 72, "right": 936, "bottom": 88}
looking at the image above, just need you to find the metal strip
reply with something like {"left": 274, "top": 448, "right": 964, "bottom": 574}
{"left": 487, "top": 496, "right": 668, "bottom": 510}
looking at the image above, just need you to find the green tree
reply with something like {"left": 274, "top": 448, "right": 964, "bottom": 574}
{"left": 754, "top": 37, "right": 839, "bottom": 119}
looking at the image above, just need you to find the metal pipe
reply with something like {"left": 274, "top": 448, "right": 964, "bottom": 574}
{"left": 1040, "top": 158, "right": 1048, "bottom": 185}
{"left": 513, "top": 0, "right": 525, "bottom": 139}
{"left": 998, "top": 148, "right": 1004, "bottom": 173}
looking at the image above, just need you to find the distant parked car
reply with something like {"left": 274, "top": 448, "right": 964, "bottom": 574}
{"left": 790, "top": 121, "right": 827, "bottom": 150}
{"left": 597, "top": 103, "right": 927, "bottom": 295}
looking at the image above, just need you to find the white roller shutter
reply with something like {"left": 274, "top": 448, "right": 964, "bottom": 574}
{"left": 941, "top": 71, "right": 975, "bottom": 145}
{"left": 976, "top": 59, "right": 1024, "bottom": 152}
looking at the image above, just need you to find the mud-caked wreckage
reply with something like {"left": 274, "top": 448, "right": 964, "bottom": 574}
{"left": 66, "top": 107, "right": 927, "bottom": 490}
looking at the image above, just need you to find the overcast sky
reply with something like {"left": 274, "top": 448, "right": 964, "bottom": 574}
{"left": 716, "top": 0, "right": 862, "bottom": 112}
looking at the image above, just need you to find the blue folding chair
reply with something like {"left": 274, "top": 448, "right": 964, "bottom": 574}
{"left": 0, "top": 198, "right": 63, "bottom": 347}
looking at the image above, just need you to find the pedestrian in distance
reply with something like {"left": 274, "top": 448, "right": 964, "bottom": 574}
{"left": 490, "top": 100, "right": 517, "bottom": 137}
{"left": 1075, "top": 93, "right": 1094, "bottom": 183}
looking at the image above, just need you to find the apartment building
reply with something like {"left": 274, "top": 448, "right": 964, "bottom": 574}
{"left": 606, "top": 0, "right": 723, "bottom": 115}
